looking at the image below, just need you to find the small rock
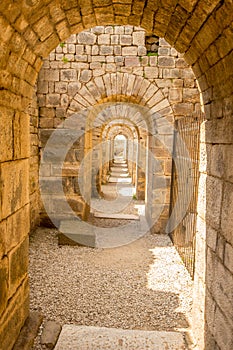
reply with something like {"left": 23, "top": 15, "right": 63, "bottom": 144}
{"left": 41, "top": 321, "right": 62, "bottom": 349}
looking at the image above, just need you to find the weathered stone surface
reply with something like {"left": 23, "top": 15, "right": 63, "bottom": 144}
{"left": 55, "top": 326, "right": 187, "bottom": 350}
{"left": 9, "top": 237, "right": 29, "bottom": 298}
{"left": 41, "top": 321, "right": 62, "bottom": 349}
{"left": 0, "top": 107, "right": 13, "bottom": 162}
{"left": 1, "top": 159, "right": 29, "bottom": 219}
{"left": 221, "top": 182, "right": 233, "bottom": 245}
{"left": 13, "top": 312, "right": 43, "bottom": 350}
{"left": 0, "top": 257, "right": 8, "bottom": 318}
{"left": 0, "top": 278, "right": 29, "bottom": 350}
{"left": 78, "top": 32, "right": 96, "bottom": 45}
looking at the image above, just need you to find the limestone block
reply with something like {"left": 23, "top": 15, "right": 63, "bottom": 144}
{"left": 90, "top": 62, "right": 102, "bottom": 69}
{"left": 55, "top": 82, "right": 68, "bottom": 93}
{"left": 122, "top": 46, "right": 137, "bottom": 56}
{"left": 67, "top": 43, "right": 75, "bottom": 54}
{"left": 206, "top": 176, "right": 223, "bottom": 230}
{"left": 92, "top": 45, "right": 99, "bottom": 55}
{"left": 125, "top": 57, "right": 140, "bottom": 67}
{"left": 39, "top": 107, "right": 55, "bottom": 118}
{"left": 44, "top": 69, "right": 59, "bottom": 81}
{"left": 91, "top": 55, "right": 106, "bottom": 62}
{"left": 158, "top": 56, "right": 175, "bottom": 68}
{"left": 93, "top": 68, "right": 105, "bottom": 77}
{"left": 181, "top": 67, "right": 195, "bottom": 79}
{"left": 78, "top": 32, "right": 96, "bottom": 45}
{"left": 80, "top": 70, "right": 92, "bottom": 83}
{"left": 114, "top": 26, "right": 124, "bottom": 35}
{"left": 163, "top": 68, "right": 181, "bottom": 79}
{"left": 106, "top": 56, "right": 114, "bottom": 63}
{"left": 221, "top": 182, "right": 233, "bottom": 245}
{"left": 9, "top": 237, "right": 29, "bottom": 298}
{"left": 0, "top": 278, "right": 29, "bottom": 350}
{"left": 158, "top": 47, "right": 170, "bottom": 56}
{"left": 206, "top": 225, "right": 217, "bottom": 252}
{"left": 172, "top": 102, "right": 193, "bottom": 115}
{"left": 224, "top": 243, "right": 233, "bottom": 274}
{"left": 1, "top": 159, "right": 29, "bottom": 219}
{"left": 210, "top": 144, "right": 233, "bottom": 183}
{"left": 144, "top": 67, "right": 159, "bottom": 79}
{"left": 106, "top": 63, "right": 116, "bottom": 72}
{"left": 132, "top": 31, "right": 145, "bottom": 46}
{"left": 75, "top": 54, "right": 88, "bottom": 62}
{"left": 148, "top": 56, "right": 157, "bottom": 66}
{"left": 75, "top": 44, "right": 84, "bottom": 55}
{"left": 46, "top": 94, "right": 60, "bottom": 107}
{"left": 111, "top": 35, "right": 119, "bottom": 45}
{"left": 169, "top": 88, "right": 183, "bottom": 102}
{"left": 99, "top": 45, "right": 113, "bottom": 55}
{"left": 0, "top": 107, "right": 13, "bottom": 162}
{"left": 98, "top": 34, "right": 110, "bottom": 45}
{"left": 120, "top": 35, "right": 132, "bottom": 46}
{"left": 91, "top": 26, "right": 104, "bottom": 34}
{"left": 125, "top": 26, "right": 133, "bottom": 34}
{"left": 137, "top": 45, "right": 147, "bottom": 56}
{"left": 183, "top": 88, "right": 200, "bottom": 103}
{"left": 214, "top": 305, "right": 233, "bottom": 350}
{"left": 0, "top": 257, "right": 8, "bottom": 317}
{"left": 5, "top": 204, "right": 30, "bottom": 255}
{"left": 41, "top": 321, "right": 62, "bottom": 349}
{"left": 203, "top": 118, "right": 233, "bottom": 145}
{"left": 13, "top": 112, "right": 30, "bottom": 159}
{"left": 37, "top": 81, "right": 48, "bottom": 94}
{"left": 114, "top": 45, "right": 121, "bottom": 55}
{"left": 60, "top": 69, "right": 77, "bottom": 81}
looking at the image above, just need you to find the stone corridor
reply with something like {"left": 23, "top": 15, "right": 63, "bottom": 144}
{"left": 0, "top": 1, "right": 233, "bottom": 349}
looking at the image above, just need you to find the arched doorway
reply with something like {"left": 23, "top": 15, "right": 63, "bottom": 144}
{"left": 0, "top": 2, "right": 232, "bottom": 349}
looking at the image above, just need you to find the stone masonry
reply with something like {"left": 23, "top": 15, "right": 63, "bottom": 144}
{"left": 0, "top": 2, "right": 232, "bottom": 350}
{"left": 36, "top": 26, "right": 200, "bottom": 231}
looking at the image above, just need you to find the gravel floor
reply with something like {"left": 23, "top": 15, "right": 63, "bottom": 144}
{"left": 29, "top": 226, "right": 193, "bottom": 349}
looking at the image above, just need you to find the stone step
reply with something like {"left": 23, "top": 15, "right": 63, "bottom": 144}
{"left": 54, "top": 325, "right": 188, "bottom": 350}
{"left": 93, "top": 212, "right": 140, "bottom": 220}
{"left": 110, "top": 167, "right": 129, "bottom": 172}
{"left": 110, "top": 172, "right": 130, "bottom": 177}
{"left": 108, "top": 177, "right": 132, "bottom": 183}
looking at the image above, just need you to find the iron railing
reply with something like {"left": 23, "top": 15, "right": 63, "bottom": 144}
{"left": 169, "top": 113, "right": 205, "bottom": 279}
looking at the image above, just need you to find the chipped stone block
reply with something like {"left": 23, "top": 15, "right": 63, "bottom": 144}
{"left": 98, "top": 34, "right": 110, "bottom": 45}
{"left": 122, "top": 46, "right": 137, "bottom": 56}
{"left": 120, "top": 35, "right": 132, "bottom": 46}
{"left": 78, "top": 32, "right": 96, "bottom": 45}
{"left": 41, "top": 321, "right": 62, "bottom": 349}
{"left": 99, "top": 45, "right": 113, "bottom": 55}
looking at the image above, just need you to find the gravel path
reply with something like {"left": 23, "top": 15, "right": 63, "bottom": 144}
{"left": 29, "top": 227, "right": 193, "bottom": 349}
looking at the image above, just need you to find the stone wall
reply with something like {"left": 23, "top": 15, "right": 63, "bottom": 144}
{"left": 36, "top": 25, "right": 200, "bottom": 231}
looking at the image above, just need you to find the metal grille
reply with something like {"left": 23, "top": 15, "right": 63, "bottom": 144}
{"left": 169, "top": 113, "right": 205, "bottom": 279}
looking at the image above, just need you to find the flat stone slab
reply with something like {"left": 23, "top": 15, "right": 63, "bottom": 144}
{"left": 94, "top": 212, "right": 139, "bottom": 220}
{"left": 54, "top": 325, "right": 188, "bottom": 350}
{"left": 108, "top": 177, "right": 132, "bottom": 183}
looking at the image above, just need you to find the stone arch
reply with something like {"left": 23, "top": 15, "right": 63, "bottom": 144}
{"left": 0, "top": 2, "right": 232, "bottom": 350}
{"left": 67, "top": 72, "right": 172, "bottom": 128}
{"left": 101, "top": 121, "right": 139, "bottom": 189}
